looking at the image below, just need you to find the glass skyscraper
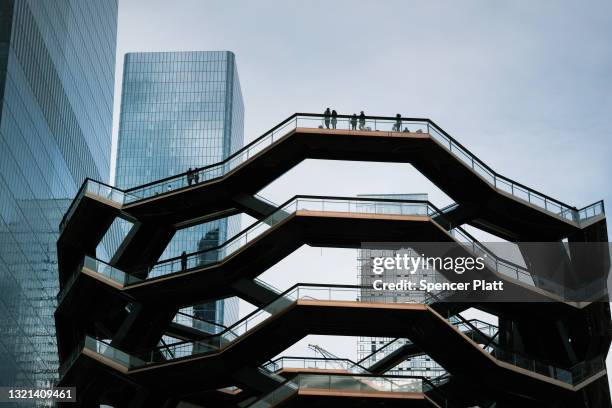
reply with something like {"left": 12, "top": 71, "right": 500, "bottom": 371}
{"left": 0, "top": 0, "right": 118, "bottom": 401}
{"left": 115, "top": 50, "right": 244, "bottom": 328}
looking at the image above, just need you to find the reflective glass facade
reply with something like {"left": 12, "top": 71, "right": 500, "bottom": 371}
{"left": 0, "top": 0, "right": 118, "bottom": 402}
{"left": 115, "top": 51, "right": 244, "bottom": 328}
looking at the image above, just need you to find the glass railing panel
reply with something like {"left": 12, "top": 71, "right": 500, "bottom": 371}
{"left": 495, "top": 177, "right": 514, "bottom": 195}
{"left": 556, "top": 368, "right": 574, "bottom": 384}
{"left": 172, "top": 312, "right": 225, "bottom": 335}
{"left": 146, "top": 203, "right": 298, "bottom": 279}
{"left": 468, "top": 320, "right": 498, "bottom": 337}
{"left": 114, "top": 113, "right": 600, "bottom": 224}
{"left": 452, "top": 225, "right": 597, "bottom": 299}
{"left": 76, "top": 333, "right": 605, "bottom": 390}
{"left": 79, "top": 300, "right": 603, "bottom": 387}
{"left": 263, "top": 357, "right": 364, "bottom": 374}
{"left": 248, "top": 374, "right": 440, "bottom": 407}
{"left": 578, "top": 201, "right": 605, "bottom": 221}
{"left": 361, "top": 318, "right": 498, "bottom": 370}
{"left": 247, "top": 380, "right": 298, "bottom": 408}
{"left": 123, "top": 119, "right": 300, "bottom": 204}
{"left": 450, "top": 228, "right": 540, "bottom": 287}
{"left": 474, "top": 161, "right": 496, "bottom": 184}
{"left": 57, "top": 256, "right": 143, "bottom": 304}
{"left": 427, "top": 126, "right": 451, "bottom": 150}
{"left": 85, "top": 180, "right": 127, "bottom": 205}
{"left": 547, "top": 200, "right": 563, "bottom": 215}
{"left": 293, "top": 285, "right": 360, "bottom": 302}
{"left": 253, "top": 278, "right": 283, "bottom": 296}
{"left": 253, "top": 194, "right": 279, "bottom": 208}
{"left": 450, "top": 143, "right": 474, "bottom": 170}
{"left": 298, "top": 374, "right": 425, "bottom": 393}
{"left": 144, "top": 197, "right": 433, "bottom": 280}
{"left": 438, "top": 202, "right": 459, "bottom": 214}
{"left": 82, "top": 255, "right": 141, "bottom": 286}
{"left": 512, "top": 184, "right": 530, "bottom": 203}
{"left": 133, "top": 339, "right": 219, "bottom": 366}
{"left": 565, "top": 207, "right": 580, "bottom": 222}
{"left": 487, "top": 345, "right": 605, "bottom": 385}
{"left": 530, "top": 194, "right": 546, "bottom": 209}
{"left": 69, "top": 193, "right": 595, "bottom": 303}
{"left": 126, "top": 285, "right": 365, "bottom": 366}
{"left": 83, "top": 337, "right": 145, "bottom": 368}
{"left": 59, "top": 180, "right": 128, "bottom": 232}
{"left": 571, "top": 358, "right": 606, "bottom": 384}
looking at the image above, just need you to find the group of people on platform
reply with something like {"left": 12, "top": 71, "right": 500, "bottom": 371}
{"left": 323, "top": 108, "right": 367, "bottom": 131}
{"left": 323, "top": 109, "right": 419, "bottom": 133}
{"left": 179, "top": 111, "right": 422, "bottom": 193}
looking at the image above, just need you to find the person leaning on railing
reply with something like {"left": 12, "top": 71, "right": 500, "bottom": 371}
{"left": 331, "top": 109, "right": 338, "bottom": 129}
{"left": 180, "top": 251, "right": 188, "bottom": 271}
{"left": 187, "top": 168, "right": 194, "bottom": 186}
{"left": 324, "top": 107, "right": 331, "bottom": 129}
{"left": 350, "top": 113, "right": 358, "bottom": 130}
{"left": 393, "top": 113, "right": 402, "bottom": 132}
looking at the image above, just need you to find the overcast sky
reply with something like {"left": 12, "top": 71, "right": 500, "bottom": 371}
{"left": 112, "top": 0, "right": 612, "bottom": 367}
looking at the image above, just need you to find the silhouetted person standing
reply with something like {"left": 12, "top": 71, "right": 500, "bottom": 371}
{"left": 331, "top": 110, "right": 338, "bottom": 129}
{"left": 187, "top": 168, "right": 193, "bottom": 185}
{"left": 359, "top": 111, "right": 366, "bottom": 130}
{"left": 393, "top": 114, "right": 402, "bottom": 132}
{"left": 324, "top": 108, "right": 331, "bottom": 129}
{"left": 181, "top": 251, "right": 188, "bottom": 270}
{"left": 350, "top": 114, "right": 357, "bottom": 130}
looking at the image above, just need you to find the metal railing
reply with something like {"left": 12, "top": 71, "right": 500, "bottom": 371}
{"left": 58, "top": 114, "right": 605, "bottom": 233}
{"left": 447, "top": 227, "right": 608, "bottom": 300}
{"left": 65, "top": 294, "right": 605, "bottom": 388}
{"left": 57, "top": 194, "right": 604, "bottom": 305}
{"left": 131, "top": 284, "right": 367, "bottom": 366}
{"left": 66, "top": 278, "right": 605, "bottom": 387}
{"left": 56, "top": 196, "right": 452, "bottom": 301}
{"left": 120, "top": 114, "right": 603, "bottom": 222}
{"left": 246, "top": 373, "right": 445, "bottom": 408}
{"left": 263, "top": 356, "right": 369, "bottom": 374}
{"left": 143, "top": 196, "right": 440, "bottom": 280}
{"left": 357, "top": 318, "right": 498, "bottom": 369}
{"left": 58, "top": 336, "right": 145, "bottom": 379}
{"left": 58, "top": 179, "right": 134, "bottom": 232}
{"left": 172, "top": 311, "right": 228, "bottom": 335}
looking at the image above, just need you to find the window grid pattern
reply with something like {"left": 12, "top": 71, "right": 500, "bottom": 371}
{"left": 115, "top": 51, "right": 244, "bottom": 329}
{"left": 0, "top": 0, "right": 117, "bottom": 404}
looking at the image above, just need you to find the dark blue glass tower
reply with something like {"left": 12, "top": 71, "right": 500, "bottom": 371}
{"left": 0, "top": 0, "right": 118, "bottom": 398}
{"left": 115, "top": 51, "right": 244, "bottom": 329}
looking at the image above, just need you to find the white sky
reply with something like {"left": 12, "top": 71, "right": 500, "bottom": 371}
{"left": 112, "top": 0, "right": 612, "bottom": 380}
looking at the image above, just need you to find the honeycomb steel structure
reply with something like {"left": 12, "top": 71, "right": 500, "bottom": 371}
{"left": 55, "top": 113, "right": 610, "bottom": 407}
